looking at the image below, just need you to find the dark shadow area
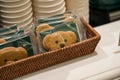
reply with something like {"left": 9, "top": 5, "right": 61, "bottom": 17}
{"left": 89, "top": 0, "right": 120, "bottom": 27}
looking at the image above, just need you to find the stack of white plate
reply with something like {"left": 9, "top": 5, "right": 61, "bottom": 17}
{"left": 0, "top": 0, "right": 33, "bottom": 29}
{"left": 32, "top": 0, "right": 66, "bottom": 18}
{"left": 65, "top": 0, "right": 89, "bottom": 22}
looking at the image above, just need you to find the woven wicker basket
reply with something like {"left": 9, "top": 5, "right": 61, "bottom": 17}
{"left": 0, "top": 18, "right": 101, "bottom": 80}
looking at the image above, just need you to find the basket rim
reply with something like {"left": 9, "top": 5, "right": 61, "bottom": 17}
{"left": 80, "top": 17, "right": 101, "bottom": 38}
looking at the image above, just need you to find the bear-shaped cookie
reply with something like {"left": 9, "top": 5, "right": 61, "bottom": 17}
{"left": 0, "top": 47, "right": 28, "bottom": 66}
{"left": 43, "top": 31, "right": 77, "bottom": 51}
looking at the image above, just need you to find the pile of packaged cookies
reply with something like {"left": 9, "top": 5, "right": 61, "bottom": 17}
{"left": 36, "top": 12, "right": 86, "bottom": 52}
{"left": 0, "top": 12, "right": 86, "bottom": 66}
{"left": 0, "top": 25, "right": 38, "bottom": 66}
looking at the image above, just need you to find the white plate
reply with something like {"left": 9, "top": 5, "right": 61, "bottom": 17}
{"left": 2, "top": 17, "right": 33, "bottom": 29}
{"left": 18, "top": 18, "right": 33, "bottom": 29}
{"left": 0, "top": 0, "right": 20, "bottom": 2}
{"left": 34, "top": 7, "right": 66, "bottom": 18}
{"left": 0, "top": 0, "right": 30, "bottom": 8}
{"left": 0, "top": 1, "right": 31, "bottom": 13}
{"left": 0, "top": 7, "right": 32, "bottom": 18}
{"left": 33, "top": 1, "right": 65, "bottom": 12}
{"left": 34, "top": 0, "right": 55, "bottom": 2}
{"left": 33, "top": 0, "right": 64, "bottom": 7}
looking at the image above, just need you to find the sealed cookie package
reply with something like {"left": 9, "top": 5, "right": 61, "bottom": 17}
{"left": 0, "top": 29, "right": 32, "bottom": 56}
{"left": 39, "top": 21, "right": 80, "bottom": 52}
{"left": 35, "top": 12, "right": 73, "bottom": 52}
{"left": 36, "top": 12, "right": 87, "bottom": 52}
{"left": 35, "top": 23, "right": 55, "bottom": 53}
{"left": 35, "top": 13, "right": 68, "bottom": 53}
{"left": 63, "top": 12, "right": 87, "bottom": 41}
{"left": 0, "top": 25, "right": 18, "bottom": 34}
{"left": 0, "top": 28, "right": 36, "bottom": 66}
{"left": 0, "top": 25, "right": 18, "bottom": 44}
{"left": 24, "top": 28, "right": 39, "bottom": 55}
{"left": 37, "top": 12, "right": 75, "bottom": 26}
{"left": 37, "top": 12, "right": 86, "bottom": 41}
{"left": 64, "top": 12, "right": 87, "bottom": 40}
{"left": 14, "top": 30, "right": 35, "bottom": 56}
{"left": 74, "top": 14, "right": 87, "bottom": 40}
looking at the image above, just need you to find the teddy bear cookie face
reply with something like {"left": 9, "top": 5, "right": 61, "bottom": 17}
{"left": 43, "top": 31, "right": 77, "bottom": 51}
{"left": 0, "top": 47, "right": 28, "bottom": 66}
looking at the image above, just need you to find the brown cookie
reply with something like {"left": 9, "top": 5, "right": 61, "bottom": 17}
{"left": 0, "top": 47, "right": 28, "bottom": 66}
{"left": 63, "top": 14, "right": 76, "bottom": 22}
{"left": 43, "top": 31, "right": 77, "bottom": 51}
{"left": 0, "top": 38, "right": 6, "bottom": 44}
{"left": 36, "top": 23, "right": 53, "bottom": 33}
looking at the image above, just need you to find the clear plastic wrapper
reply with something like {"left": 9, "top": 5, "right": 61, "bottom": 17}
{"left": 37, "top": 12, "right": 86, "bottom": 40}
{"left": 0, "top": 25, "right": 39, "bottom": 56}
{"left": 35, "top": 12, "right": 87, "bottom": 52}
{"left": 24, "top": 28, "right": 39, "bottom": 54}
{"left": 0, "top": 25, "right": 18, "bottom": 44}
{"left": 37, "top": 22, "right": 80, "bottom": 52}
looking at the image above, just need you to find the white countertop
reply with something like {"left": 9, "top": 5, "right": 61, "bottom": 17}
{"left": 15, "top": 20, "right": 120, "bottom": 80}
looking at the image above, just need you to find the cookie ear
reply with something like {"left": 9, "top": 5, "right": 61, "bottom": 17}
{"left": 67, "top": 31, "right": 77, "bottom": 41}
{"left": 36, "top": 23, "right": 53, "bottom": 33}
{"left": 17, "top": 47, "right": 28, "bottom": 58}
{"left": 43, "top": 34, "right": 52, "bottom": 50}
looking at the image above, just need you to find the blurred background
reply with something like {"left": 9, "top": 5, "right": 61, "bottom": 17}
{"left": 0, "top": 0, "right": 120, "bottom": 28}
